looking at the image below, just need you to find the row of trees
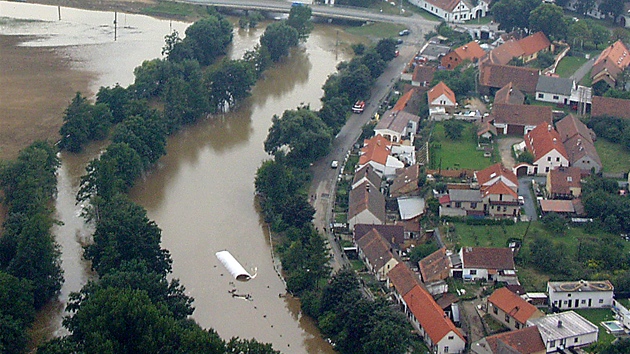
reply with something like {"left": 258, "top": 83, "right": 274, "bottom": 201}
{"left": 0, "top": 142, "right": 64, "bottom": 353}
{"left": 255, "top": 33, "right": 416, "bottom": 352}
{"left": 32, "top": 7, "right": 318, "bottom": 353}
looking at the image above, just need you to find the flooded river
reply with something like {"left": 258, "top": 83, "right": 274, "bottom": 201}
{"left": 1, "top": 1, "right": 358, "bottom": 352}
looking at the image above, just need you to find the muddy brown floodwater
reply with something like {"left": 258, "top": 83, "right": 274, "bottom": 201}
{"left": 1, "top": 1, "right": 360, "bottom": 352}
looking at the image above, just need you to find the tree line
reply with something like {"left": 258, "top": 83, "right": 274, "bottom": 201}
{"left": 0, "top": 6, "right": 316, "bottom": 353}
{"left": 255, "top": 34, "right": 417, "bottom": 353}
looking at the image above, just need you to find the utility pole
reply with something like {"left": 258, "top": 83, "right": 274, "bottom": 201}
{"left": 114, "top": 11, "right": 117, "bottom": 41}
{"left": 58, "top": 5, "right": 61, "bottom": 21}
{"left": 335, "top": 30, "right": 339, "bottom": 60}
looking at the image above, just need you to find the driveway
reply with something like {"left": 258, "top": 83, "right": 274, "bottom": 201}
{"left": 496, "top": 137, "right": 522, "bottom": 168}
{"left": 518, "top": 176, "right": 545, "bottom": 222}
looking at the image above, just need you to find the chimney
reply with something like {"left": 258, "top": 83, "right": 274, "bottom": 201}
{"left": 558, "top": 320, "right": 563, "bottom": 328}
{"left": 548, "top": 124, "right": 552, "bottom": 131}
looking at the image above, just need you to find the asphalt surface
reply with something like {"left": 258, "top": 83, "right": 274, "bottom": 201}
{"left": 570, "top": 57, "right": 595, "bottom": 82}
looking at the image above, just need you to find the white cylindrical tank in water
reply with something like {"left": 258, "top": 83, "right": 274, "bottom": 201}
{"left": 215, "top": 250, "right": 256, "bottom": 281}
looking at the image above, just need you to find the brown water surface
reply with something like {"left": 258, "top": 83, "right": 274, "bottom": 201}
{"left": 1, "top": 2, "right": 357, "bottom": 352}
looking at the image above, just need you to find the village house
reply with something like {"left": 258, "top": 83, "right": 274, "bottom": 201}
{"left": 408, "top": 0, "right": 490, "bottom": 23}
{"left": 387, "top": 262, "right": 423, "bottom": 307}
{"left": 390, "top": 164, "right": 420, "bottom": 198}
{"left": 535, "top": 76, "right": 575, "bottom": 106}
{"left": 352, "top": 164, "right": 381, "bottom": 190}
{"left": 547, "top": 280, "right": 614, "bottom": 310}
{"left": 475, "top": 163, "right": 518, "bottom": 192}
{"left": 476, "top": 121, "right": 497, "bottom": 144}
{"left": 347, "top": 180, "right": 386, "bottom": 230}
{"left": 493, "top": 82, "right": 525, "bottom": 105}
{"left": 523, "top": 122, "right": 569, "bottom": 175}
{"left": 491, "top": 103, "right": 552, "bottom": 135}
{"left": 471, "top": 325, "right": 546, "bottom": 354}
{"left": 354, "top": 224, "right": 405, "bottom": 247}
{"left": 411, "top": 65, "right": 436, "bottom": 89}
{"left": 591, "top": 95, "right": 630, "bottom": 119}
{"left": 486, "top": 32, "right": 552, "bottom": 65}
{"left": 527, "top": 311, "right": 599, "bottom": 352}
{"left": 455, "top": 247, "right": 516, "bottom": 281}
{"left": 487, "top": 287, "right": 544, "bottom": 331}
{"left": 358, "top": 135, "right": 405, "bottom": 178}
{"left": 546, "top": 166, "right": 582, "bottom": 199}
{"left": 439, "top": 189, "right": 484, "bottom": 217}
{"left": 555, "top": 114, "right": 602, "bottom": 173}
{"left": 404, "top": 285, "right": 466, "bottom": 353}
{"left": 374, "top": 109, "right": 421, "bottom": 144}
{"left": 355, "top": 228, "right": 399, "bottom": 281}
{"left": 590, "top": 40, "right": 630, "bottom": 88}
{"left": 441, "top": 41, "right": 486, "bottom": 70}
{"left": 428, "top": 81, "right": 457, "bottom": 110}
{"left": 419, "top": 247, "right": 451, "bottom": 295}
{"left": 476, "top": 163, "right": 520, "bottom": 218}
{"left": 539, "top": 199, "right": 581, "bottom": 216}
{"left": 478, "top": 61, "right": 540, "bottom": 95}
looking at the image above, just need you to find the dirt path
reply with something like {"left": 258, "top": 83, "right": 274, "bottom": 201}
{"left": 497, "top": 137, "right": 522, "bottom": 168}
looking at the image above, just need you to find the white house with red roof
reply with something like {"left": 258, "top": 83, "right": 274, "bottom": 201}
{"left": 358, "top": 135, "right": 405, "bottom": 178}
{"left": 456, "top": 247, "right": 516, "bottom": 281}
{"left": 374, "top": 109, "right": 421, "bottom": 145}
{"left": 476, "top": 163, "right": 520, "bottom": 218}
{"left": 428, "top": 81, "right": 457, "bottom": 110}
{"left": 523, "top": 122, "right": 569, "bottom": 175}
{"left": 408, "top": 0, "right": 490, "bottom": 23}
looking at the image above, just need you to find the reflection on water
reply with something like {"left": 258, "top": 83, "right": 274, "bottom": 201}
{"left": 1, "top": 1, "right": 359, "bottom": 352}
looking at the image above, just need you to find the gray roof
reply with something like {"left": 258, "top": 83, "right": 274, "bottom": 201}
{"left": 449, "top": 189, "right": 483, "bottom": 202}
{"left": 527, "top": 311, "right": 598, "bottom": 343}
{"left": 421, "top": 44, "right": 452, "bottom": 61}
{"left": 548, "top": 280, "right": 614, "bottom": 293}
{"left": 536, "top": 76, "right": 574, "bottom": 96}
{"left": 375, "top": 110, "right": 421, "bottom": 134}
{"left": 397, "top": 196, "right": 425, "bottom": 220}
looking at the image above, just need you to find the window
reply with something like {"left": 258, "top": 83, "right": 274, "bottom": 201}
{"left": 455, "top": 202, "right": 461, "bottom": 208}
{"left": 567, "top": 294, "right": 571, "bottom": 297}
{"left": 470, "top": 270, "right": 477, "bottom": 275}
{"left": 515, "top": 322, "right": 520, "bottom": 329}
{"left": 574, "top": 338, "right": 579, "bottom": 343}
{"left": 556, "top": 157, "right": 560, "bottom": 162}
{"left": 471, "top": 202, "right": 477, "bottom": 209}
{"left": 548, "top": 156, "right": 552, "bottom": 161}
{"left": 538, "top": 93, "right": 544, "bottom": 98}
{"left": 599, "top": 299, "right": 604, "bottom": 303}
{"left": 444, "top": 346, "right": 449, "bottom": 353}
{"left": 553, "top": 95, "right": 559, "bottom": 100}
{"left": 505, "top": 314, "right": 510, "bottom": 323}
{"left": 493, "top": 306, "right": 498, "bottom": 314}
{"left": 550, "top": 340, "right": 556, "bottom": 347}
{"left": 546, "top": 167, "right": 550, "bottom": 172}
{"left": 565, "top": 300, "right": 569, "bottom": 304}
{"left": 581, "top": 300, "right": 586, "bottom": 304}
{"left": 448, "top": 336, "right": 454, "bottom": 340}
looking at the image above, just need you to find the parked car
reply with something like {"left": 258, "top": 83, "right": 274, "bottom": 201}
{"left": 352, "top": 100, "right": 365, "bottom": 113}
{"left": 331, "top": 160, "right": 339, "bottom": 169}
{"left": 399, "top": 29, "right": 410, "bottom": 36}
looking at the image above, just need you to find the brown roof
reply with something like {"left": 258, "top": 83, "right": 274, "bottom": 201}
{"left": 479, "top": 62, "right": 539, "bottom": 93}
{"left": 356, "top": 229, "right": 397, "bottom": 271}
{"left": 492, "top": 103, "right": 552, "bottom": 127}
{"left": 461, "top": 247, "right": 515, "bottom": 270}
{"left": 564, "top": 135, "right": 602, "bottom": 169}
{"left": 488, "top": 287, "right": 542, "bottom": 324}
{"left": 548, "top": 166, "right": 581, "bottom": 195}
{"left": 354, "top": 224, "right": 405, "bottom": 246}
{"left": 352, "top": 164, "right": 381, "bottom": 190}
{"left": 375, "top": 110, "right": 421, "bottom": 135}
{"left": 387, "top": 262, "right": 423, "bottom": 297}
{"left": 489, "top": 40, "right": 525, "bottom": 65}
{"left": 419, "top": 247, "right": 451, "bottom": 283}
{"left": 494, "top": 82, "right": 525, "bottom": 105}
{"left": 592, "top": 40, "right": 630, "bottom": 71}
{"left": 392, "top": 88, "right": 415, "bottom": 112}
{"left": 476, "top": 163, "right": 518, "bottom": 188}
{"left": 482, "top": 180, "right": 518, "bottom": 199}
{"left": 454, "top": 41, "right": 486, "bottom": 61}
{"left": 423, "top": 0, "right": 461, "bottom": 12}
{"left": 591, "top": 96, "right": 630, "bottom": 119}
{"left": 477, "top": 121, "right": 498, "bottom": 137}
{"left": 428, "top": 81, "right": 456, "bottom": 106}
{"left": 524, "top": 122, "right": 568, "bottom": 162}
{"left": 481, "top": 326, "right": 546, "bottom": 354}
{"left": 436, "top": 293, "right": 459, "bottom": 310}
{"left": 518, "top": 32, "right": 551, "bottom": 57}
{"left": 555, "top": 114, "right": 594, "bottom": 144}
{"left": 404, "top": 286, "right": 465, "bottom": 344}
{"left": 390, "top": 164, "right": 420, "bottom": 198}
{"left": 359, "top": 135, "right": 392, "bottom": 166}
{"left": 348, "top": 180, "right": 386, "bottom": 223}
{"left": 539, "top": 199, "right": 575, "bottom": 213}
{"left": 412, "top": 65, "right": 436, "bottom": 86}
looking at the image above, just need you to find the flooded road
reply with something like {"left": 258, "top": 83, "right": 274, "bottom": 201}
{"left": 1, "top": 1, "right": 357, "bottom": 352}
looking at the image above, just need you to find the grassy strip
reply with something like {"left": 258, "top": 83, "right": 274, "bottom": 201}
{"left": 594, "top": 138, "right": 630, "bottom": 174}
{"left": 574, "top": 308, "right": 616, "bottom": 347}
{"left": 344, "top": 22, "right": 406, "bottom": 38}
{"left": 430, "top": 122, "right": 496, "bottom": 170}
{"left": 141, "top": 1, "right": 207, "bottom": 18}
{"left": 555, "top": 56, "right": 587, "bottom": 78}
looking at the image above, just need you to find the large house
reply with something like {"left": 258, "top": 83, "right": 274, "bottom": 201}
{"left": 523, "top": 122, "right": 569, "bottom": 175}
{"left": 546, "top": 166, "right": 582, "bottom": 199}
{"left": 408, "top": 0, "right": 490, "bottom": 23}
{"left": 374, "top": 109, "right": 421, "bottom": 144}
{"left": 487, "top": 287, "right": 544, "bottom": 331}
{"left": 491, "top": 103, "right": 552, "bottom": 135}
{"left": 478, "top": 62, "right": 540, "bottom": 94}
{"left": 555, "top": 114, "right": 602, "bottom": 173}
{"left": 590, "top": 40, "right": 630, "bottom": 88}
{"left": 591, "top": 95, "right": 630, "bottom": 119}
{"left": 358, "top": 135, "right": 405, "bottom": 177}
{"left": 348, "top": 180, "right": 386, "bottom": 230}
{"left": 527, "top": 311, "right": 598, "bottom": 352}
{"left": 494, "top": 82, "right": 525, "bottom": 105}
{"left": 487, "top": 32, "right": 552, "bottom": 65}
{"left": 352, "top": 164, "right": 381, "bottom": 190}
{"left": 390, "top": 164, "right": 421, "bottom": 198}
{"left": 441, "top": 41, "right": 486, "bottom": 69}
{"left": 428, "top": 81, "right": 457, "bottom": 111}
{"left": 439, "top": 189, "right": 484, "bottom": 217}
{"left": 536, "top": 76, "right": 575, "bottom": 106}
{"left": 456, "top": 247, "right": 516, "bottom": 281}
{"left": 476, "top": 163, "right": 520, "bottom": 218}
{"left": 471, "top": 326, "right": 546, "bottom": 354}
{"left": 548, "top": 280, "right": 614, "bottom": 310}
{"left": 419, "top": 247, "right": 451, "bottom": 295}
{"left": 412, "top": 65, "right": 436, "bottom": 89}
{"left": 355, "top": 228, "right": 399, "bottom": 281}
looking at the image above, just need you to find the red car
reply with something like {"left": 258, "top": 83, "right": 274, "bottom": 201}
{"left": 352, "top": 100, "right": 365, "bottom": 113}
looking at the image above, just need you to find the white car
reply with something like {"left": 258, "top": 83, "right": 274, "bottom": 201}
{"left": 518, "top": 196, "right": 524, "bottom": 205}
{"left": 331, "top": 160, "right": 339, "bottom": 169}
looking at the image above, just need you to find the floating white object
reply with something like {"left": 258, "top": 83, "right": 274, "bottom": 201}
{"left": 215, "top": 250, "right": 257, "bottom": 282}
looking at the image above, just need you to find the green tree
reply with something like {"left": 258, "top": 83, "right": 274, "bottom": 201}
{"left": 338, "top": 64, "right": 373, "bottom": 103}
{"left": 374, "top": 38, "right": 397, "bottom": 62}
{"left": 58, "top": 92, "right": 93, "bottom": 153}
{"left": 599, "top": 0, "right": 625, "bottom": 19}
{"left": 96, "top": 84, "right": 130, "bottom": 124}
{"left": 287, "top": 5, "right": 313, "bottom": 41}
{"left": 588, "top": 22, "right": 610, "bottom": 49}
{"left": 175, "top": 15, "right": 233, "bottom": 66}
{"left": 409, "top": 241, "right": 439, "bottom": 264}
{"left": 517, "top": 150, "right": 535, "bottom": 164}
{"left": 431, "top": 66, "right": 475, "bottom": 98}
{"left": 574, "top": 0, "right": 596, "bottom": 16}
{"left": 264, "top": 106, "right": 333, "bottom": 165}
{"left": 529, "top": 4, "right": 567, "bottom": 40}
{"left": 243, "top": 44, "right": 271, "bottom": 79}
{"left": 162, "top": 30, "right": 182, "bottom": 57}
{"left": 205, "top": 59, "right": 256, "bottom": 111}
{"left": 568, "top": 20, "right": 592, "bottom": 50}
{"left": 360, "top": 48, "right": 386, "bottom": 78}
{"left": 0, "top": 271, "right": 35, "bottom": 353}
{"left": 443, "top": 120, "right": 465, "bottom": 140}
{"left": 260, "top": 22, "right": 299, "bottom": 62}
{"left": 491, "top": 0, "right": 540, "bottom": 32}
{"left": 111, "top": 114, "right": 167, "bottom": 168}
{"left": 318, "top": 96, "right": 349, "bottom": 133}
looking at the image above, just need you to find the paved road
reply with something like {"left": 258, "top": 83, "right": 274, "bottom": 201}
{"left": 518, "top": 176, "right": 545, "bottom": 221}
{"left": 570, "top": 57, "right": 595, "bottom": 82}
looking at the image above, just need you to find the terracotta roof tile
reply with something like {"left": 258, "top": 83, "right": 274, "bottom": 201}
{"left": 356, "top": 229, "right": 397, "bottom": 271}
{"left": 548, "top": 166, "right": 581, "bottom": 196}
{"left": 494, "top": 82, "right": 525, "bottom": 105}
{"left": 428, "top": 81, "right": 456, "bottom": 105}
{"left": 388, "top": 262, "right": 423, "bottom": 297}
{"left": 591, "top": 96, "right": 630, "bottom": 119}
{"left": 482, "top": 180, "right": 518, "bottom": 199}
{"left": 492, "top": 103, "right": 552, "bottom": 128}
{"left": 423, "top": 0, "right": 462, "bottom": 12}
{"left": 419, "top": 247, "right": 451, "bottom": 283}
{"left": 441, "top": 41, "right": 486, "bottom": 68}
{"left": 479, "top": 62, "right": 539, "bottom": 93}
{"left": 518, "top": 32, "right": 551, "bottom": 56}
{"left": 461, "top": 247, "right": 515, "bottom": 270}
{"left": 489, "top": 40, "right": 525, "bottom": 65}
{"left": 392, "top": 88, "right": 415, "bottom": 112}
{"left": 488, "top": 287, "right": 542, "bottom": 324}
{"left": 354, "top": 224, "right": 404, "bottom": 245}
{"left": 481, "top": 326, "right": 546, "bottom": 354}
{"left": 524, "top": 122, "right": 568, "bottom": 162}
{"left": 475, "top": 163, "right": 518, "bottom": 189}
{"left": 593, "top": 40, "right": 630, "bottom": 70}
{"left": 403, "top": 285, "right": 465, "bottom": 344}
{"left": 564, "top": 135, "right": 601, "bottom": 169}
{"left": 359, "top": 135, "right": 392, "bottom": 166}
{"left": 555, "top": 114, "right": 594, "bottom": 144}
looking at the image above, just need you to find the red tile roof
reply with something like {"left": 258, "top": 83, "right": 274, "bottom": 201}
{"left": 403, "top": 285, "right": 465, "bottom": 345}
{"left": 591, "top": 96, "right": 630, "bottom": 119}
{"left": 388, "top": 262, "right": 423, "bottom": 297}
{"left": 355, "top": 229, "right": 397, "bottom": 271}
{"left": 524, "top": 122, "right": 568, "bottom": 162}
{"left": 423, "top": 0, "right": 462, "bottom": 12}
{"left": 593, "top": 40, "right": 630, "bottom": 71}
{"left": 441, "top": 41, "right": 486, "bottom": 69}
{"left": 428, "top": 81, "right": 456, "bottom": 106}
{"left": 359, "top": 135, "right": 392, "bottom": 166}
{"left": 482, "top": 180, "right": 518, "bottom": 199}
{"left": 392, "top": 88, "right": 415, "bottom": 112}
{"left": 476, "top": 163, "right": 518, "bottom": 188}
{"left": 494, "top": 82, "right": 525, "bottom": 105}
{"left": 488, "top": 287, "right": 542, "bottom": 324}
{"left": 354, "top": 224, "right": 405, "bottom": 245}
{"left": 489, "top": 40, "right": 525, "bottom": 65}
{"left": 461, "top": 247, "right": 515, "bottom": 270}
{"left": 479, "top": 62, "right": 539, "bottom": 93}
{"left": 419, "top": 247, "right": 451, "bottom": 283}
{"left": 548, "top": 166, "right": 581, "bottom": 196}
{"left": 518, "top": 32, "right": 551, "bottom": 57}
{"left": 481, "top": 326, "right": 546, "bottom": 354}
{"left": 555, "top": 114, "right": 594, "bottom": 144}
{"left": 492, "top": 103, "right": 552, "bottom": 128}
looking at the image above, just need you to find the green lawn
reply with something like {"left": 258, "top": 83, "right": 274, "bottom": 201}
{"left": 344, "top": 22, "right": 406, "bottom": 38}
{"left": 430, "top": 122, "right": 497, "bottom": 170}
{"left": 555, "top": 56, "right": 588, "bottom": 78}
{"left": 141, "top": 2, "right": 206, "bottom": 17}
{"left": 574, "top": 308, "right": 616, "bottom": 347}
{"left": 594, "top": 138, "right": 630, "bottom": 174}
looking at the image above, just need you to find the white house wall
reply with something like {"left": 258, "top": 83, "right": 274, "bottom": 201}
{"left": 534, "top": 150, "right": 569, "bottom": 174}
{"left": 349, "top": 210, "right": 383, "bottom": 230}
{"left": 536, "top": 91, "right": 571, "bottom": 105}
{"left": 549, "top": 289, "right": 613, "bottom": 310}
{"left": 436, "top": 331, "right": 465, "bottom": 354}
